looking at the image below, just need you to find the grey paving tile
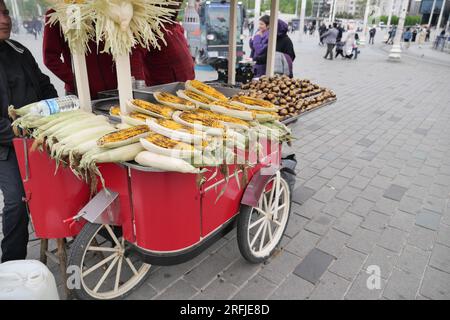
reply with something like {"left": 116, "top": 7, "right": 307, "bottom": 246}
{"left": 430, "top": 243, "right": 450, "bottom": 274}
{"left": 155, "top": 279, "right": 197, "bottom": 300}
{"left": 269, "top": 274, "right": 314, "bottom": 300}
{"left": 292, "top": 186, "right": 316, "bottom": 205}
{"left": 295, "top": 198, "right": 325, "bottom": 220}
{"left": 258, "top": 250, "right": 301, "bottom": 285}
{"left": 398, "top": 196, "right": 422, "bottom": 215}
{"left": 221, "top": 258, "right": 261, "bottom": 287}
{"left": 293, "top": 249, "right": 335, "bottom": 285}
{"left": 345, "top": 271, "right": 386, "bottom": 300}
{"left": 327, "top": 175, "right": 351, "bottom": 191}
{"left": 333, "top": 212, "right": 363, "bottom": 236}
{"left": 304, "top": 214, "right": 335, "bottom": 236}
{"left": 284, "top": 214, "right": 309, "bottom": 239}
{"left": 382, "top": 268, "right": 421, "bottom": 300}
{"left": 357, "top": 138, "right": 375, "bottom": 147}
{"left": 304, "top": 176, "right": 329, "bottom": 191}
{"left": 363, "top": 246, "right": 399, "bottom": 280}
{"left": 373, "top": 197, "right": 399, "bottom": 216}
{"left": 407, "top": 226, "right": 437, "bottom": 252}
{"left": 388, "top": 210, "right": 416, "bottom": 233}
{"left": 312, "top": 185, "right": 338, "bottom": 203}
{"left": 316, "top": 229, "right": 350, "bottom": 258}
{"left": 336, "top": 186, "right": 361, "bottom": 203}
{"left": 358, "top": 150, "right": 378, "bottom": 161}
{"left": 192, "top": 278, "right": 238, "bottom": 300}
{"left": 231, "top": 275, "right": 276, "bottom": 300}
{"left": 184, "top": 252, "right": 236, "bottom": 290}
{"left": 396, "top": 245, "right": 430, "bottom": 276}
{"left": 349, "top": 175, "right": 371, "bottom": 190}
{"left": 308, "top": 271, "right": 351, "bottom": 300}
{"left": 420, "top": 267, "right": 450, "bottom": 299}
{"left": 415, "top": 209, "right": 442, "bottom": 231}
{"left": 347, "top": 227, "right": 380, "bottom": 254}
{"left": 377, "top": 227, "right": 407, "bottom": 254}
{"left": 383, "top": 184, "right": 408, "bottom": 202}
{"left": 423, "top": 196, "right": 447, "bottom": 215}
{"left": 348, "top": 197, "right": 375, "bottom": 217}
{"left": 329, "top": 247, "right": 367, "bottom": 281}
{"left": 361, "top": 211, "right": 390, "bottom": 233}
{"left": 285, "top": 230, "right": 321, "bottom": 258}
{"left": 437, "top": 224, "right": 450, "bottom": 248}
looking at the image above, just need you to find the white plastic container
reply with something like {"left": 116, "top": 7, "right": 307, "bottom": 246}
{"left": 0, "top": 260, "right": 59, "bottom": 300}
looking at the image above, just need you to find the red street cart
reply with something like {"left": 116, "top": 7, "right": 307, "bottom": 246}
{"left": 13, "top": 133, "right": 296, "bottom": 300}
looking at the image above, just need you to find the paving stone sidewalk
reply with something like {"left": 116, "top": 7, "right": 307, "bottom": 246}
{"left": 1, "top": 35, "right": 449, "bottom": 300}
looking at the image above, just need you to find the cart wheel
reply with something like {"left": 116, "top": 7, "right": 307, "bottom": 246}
{"left": 68, "top": 223, "right": 151, "bottom": 300}
{"left": 237, "top": 171, "right": 292, "bottom": 264}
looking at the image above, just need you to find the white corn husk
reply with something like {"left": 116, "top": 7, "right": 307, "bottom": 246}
{"left": 209, "top": 104, "right": 254, "bottom": 121}
{"left": 172, "top": 111, "right": 224, "bottom": 137}
{"left": 139, "top": 138, "right": 201, "bottom": 159}
{"left": 145, "top": 118, "right": 204, "bottom": 144}
{"left": 135, "top": 151, "right": 200, "bottom": 174}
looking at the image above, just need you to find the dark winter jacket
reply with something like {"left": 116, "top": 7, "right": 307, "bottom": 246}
{"left": 0, "top": 39, "right": 57, "bottom": 160}
{"left": 254, "top": 20, "right": 296, "bottom": 75}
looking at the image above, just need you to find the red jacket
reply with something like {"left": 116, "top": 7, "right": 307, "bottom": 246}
{"left": 43, "top": 10, "right": 140, "bottom": 99}
{"left": 132, "top": 23, "right": 195, "bottom": 86}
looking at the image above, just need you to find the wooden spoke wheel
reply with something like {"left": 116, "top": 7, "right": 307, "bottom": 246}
{"left": 237, "top": 171, "right": 292, "bottom": 264}
{"left": 68, "top": 223, "right": 151, "bottom": 300}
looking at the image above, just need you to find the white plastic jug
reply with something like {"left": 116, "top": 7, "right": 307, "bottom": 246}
{"left": 0, "top": 260, "right": 59, "bottom": 300}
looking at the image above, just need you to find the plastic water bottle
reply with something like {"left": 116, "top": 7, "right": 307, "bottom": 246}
{"left": 30, "top": 95, "right": 80, "bottom": 116}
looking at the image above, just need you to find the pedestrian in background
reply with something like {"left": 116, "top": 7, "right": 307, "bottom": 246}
{"left": 335, "top": 40, "right": 345, "bottom": 59}
{"left": 412, "top": 28, "right": 417, "bottom": 42}
{"left": 417, "top": 27, "right": 427, "bottom": 48}
{"left": 369, "top": 26, "right": 376, "bottom": 44}
{"left": 319, "top": 23, "right": 327, "bottom": 46}
{"left": 425, "top": 28, "right": 430, "bottom": 42}
{"left": 254, "top": 19, "right": 296, "bottom": 77}
{"left": 344, "top": 25, "right": 356, "bottom": 59}
{"left": 403, "top": 27, "right": 412, "bottom": 49}
{"left": 322, "top": 23, "right": 339, "bottom": 60}
{"left": 250, "top": 15, "right": 270, "bottom": 77}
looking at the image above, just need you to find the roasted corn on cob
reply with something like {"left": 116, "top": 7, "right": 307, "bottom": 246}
{"left": 97, "top": 125, "right": 150, "bottom": 148}
{"left": 185, "top": 80, "right": 228, "bottom": 101}
{"left": 129, "top": 99, "right": 175, "bottom": 118}
{"left": 154, "top": 92, "right": 197, "bottom": 110}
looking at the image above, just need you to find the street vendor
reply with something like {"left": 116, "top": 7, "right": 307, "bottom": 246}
{"left": 131, "top": 0, "right": 195, "bottom": 86}
{"left": 43, "top": 9, "right": 143, "bottom": 99}
{"left": 0, "top": 0, "right": 58, "bottom": 262}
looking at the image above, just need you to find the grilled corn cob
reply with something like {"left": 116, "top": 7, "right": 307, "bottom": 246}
{"left": 154, "top": 92, "right": 197, "bottom": 110}
{"left": 176, "top": 90, "right": 215, "bottom": 109}
{"left": 179, "top": 112, "right": 224, "bottom": 129}
{"left": 97, "top": 125, "right": 150, "bottom": 148}
{"left": 128, "top": 99, "right": 175, "bottom": 118}
{"left": 140, "top": 133, "right": 201, "bottom": 159}
{"left": 231, "top": 96, "right": 277, "bottom": 111}
{"left": 109, "top": 106, "right": 121, "bottom": 116}
{"left": 185, "top": 80, "right": 228, "bottom": 102}
{"left": 196, "top": 109, "right": 251, "bottom": 129}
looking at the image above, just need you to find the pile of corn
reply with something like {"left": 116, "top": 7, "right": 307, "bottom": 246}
{"left": 10, "top": 81, "right": 292, "bottom": 186}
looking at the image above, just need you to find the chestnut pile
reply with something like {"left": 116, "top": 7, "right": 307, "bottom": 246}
{"left": 239, "top": 75, "right": 336, "bottom": 121}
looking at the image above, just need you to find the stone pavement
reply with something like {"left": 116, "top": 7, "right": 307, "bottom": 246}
{"left": 1, "top": 33, "right": 450, "bottom": 300}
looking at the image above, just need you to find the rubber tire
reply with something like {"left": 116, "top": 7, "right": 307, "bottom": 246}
{"left": 237, "top": 175, "right": 292, "bottom": 264}
{"left": 68, "top": 223, "right": 151, "bottom": 300}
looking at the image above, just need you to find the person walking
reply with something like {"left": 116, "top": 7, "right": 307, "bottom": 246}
{"left": 344, "top": 26, "right": 356, "bottom": 59}
{"left": 0, "top": 0, "right": 58, "bottom": 263}
{"left": 369, "top": 26, "right": 376, "bottom": 44}
{"left": 403, "top": 27, "right": 412, "bottom": 49}
{"left": 425, "top": 28, "right": 431, "bottom": 42}
{"left": 417, "top": 27, "right": 427, "bottom": 48}
{"left": 319, "top": 23, "right": 327, "bottom": 46}
{"left": 412, "top": 28, "right": 418, "bottom": 42}
{"left": 335, "top": 40, "right": 345, "bottom": 58}
{"left": 250, "top": 15, "right": 270, "bottom": 77}
{"left": 254, "top": 19, "right": 296, "bottom": 77}
{"left": 322, "top": 23, "right": 339, "bottom": 60}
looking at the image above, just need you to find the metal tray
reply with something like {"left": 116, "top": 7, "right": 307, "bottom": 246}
{"left": 281, "top": 99, "right": 337, "bottom": 126}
